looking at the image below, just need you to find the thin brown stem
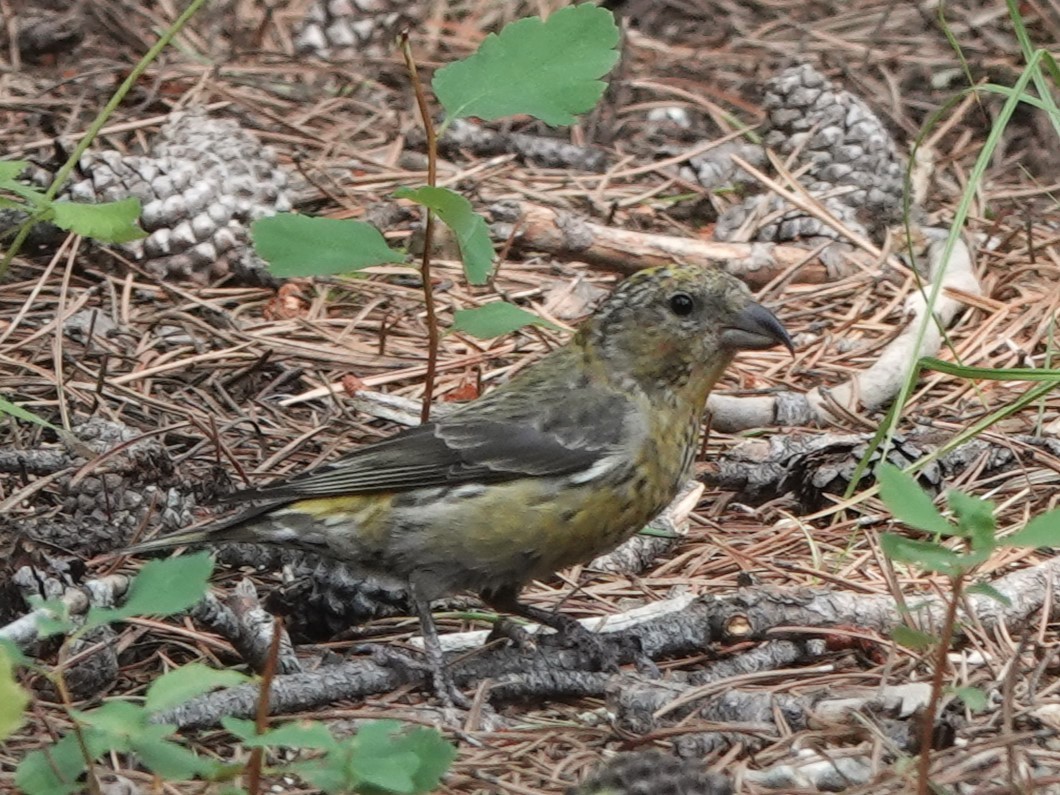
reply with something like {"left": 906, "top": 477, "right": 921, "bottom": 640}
{"left": 916, "top": 573, "right": 964, "bottom": 795}
{"left": 53, "top": 646, "right": 102, "bottom": 795}
{"left": 246, "top": 616, "right": 284, "bottom": 795}
{"left": 400, "top": 31, "right": 440, "bottom": 423}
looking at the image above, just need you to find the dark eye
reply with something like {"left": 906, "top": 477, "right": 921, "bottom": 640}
{"left": 669, "top": 292, "right": 695, "bottom": 316}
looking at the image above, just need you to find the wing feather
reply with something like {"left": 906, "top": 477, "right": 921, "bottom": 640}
{"left": 222, "top": 385, "right": 635, "bottom": 504}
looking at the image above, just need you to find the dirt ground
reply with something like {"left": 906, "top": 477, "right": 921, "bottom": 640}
{"left": 1, "top": 1, "right": 1059, "bottom": 793}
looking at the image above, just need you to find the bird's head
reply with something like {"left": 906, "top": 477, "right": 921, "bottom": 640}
{"left": 578, "top": 265, "right": 793, "bottom": 399}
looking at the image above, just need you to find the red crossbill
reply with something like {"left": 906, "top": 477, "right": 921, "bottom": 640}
{"left": 126, "top": 264, "right": 792, "bottom": 705}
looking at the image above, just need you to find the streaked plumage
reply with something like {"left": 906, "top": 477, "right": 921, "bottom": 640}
{"left": 125, "top": 264, "right": 792, "bottom": 705}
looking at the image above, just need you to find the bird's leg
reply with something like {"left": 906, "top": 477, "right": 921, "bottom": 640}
{"left": 480, "top": 585, "right": 620, "bottom": 672}
{"left": 409, "top": 586, "right": 472, "bottom": 710}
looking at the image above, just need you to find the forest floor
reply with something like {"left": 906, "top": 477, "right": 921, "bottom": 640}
{"left": 1, "top": 1, "right": 1058, "bottom": 793}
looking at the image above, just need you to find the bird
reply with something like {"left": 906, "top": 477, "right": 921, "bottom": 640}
{"left": 124, "top": 264, "right": 792, "bottom": 706}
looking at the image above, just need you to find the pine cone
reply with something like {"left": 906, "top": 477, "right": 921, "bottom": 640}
{"left": 13, "top": 418, "right": 193, "bottom": 554}
{"left": 568, "top": 751, "right": 732, "bottom": 795}
{"left": 714, "top": 63, "right": 908, "bottom": 245}
{"left": 294, "top": 0, "right": 415, "bottom": 59}
{"left": 28, "top": 108, "right": 293, "bottom": 283}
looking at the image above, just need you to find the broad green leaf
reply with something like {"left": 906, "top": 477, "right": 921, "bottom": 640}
{"left": 0, "top": 179, "right": 48, "bottom": 205}
{"left": 133, "top": 728, "right": 222, "bottom": 780}
{"left": 293, "top": 756, "right": 347, "bottom": 793}
{"left": 967, "top": 581, "right": 1011, "bottom": 607}
{"left": 394, "top": 186, "right": 494, "bottom": 284}
{"left": 223, "top": 715, "right": 335, "bottom": 750}
{"left": 347, "top": 721, "right": 456, "bottom": 795}
{"left": 353, "top": 720, "right": 404, "bottom": 752}
{"left": 16, "top": 729, "right": 109, "bottom": 795}
{"left": 0, "top": 396, "right": 60, "bottom": 431}
{"left": 879, "top": 533, "right": 965, "bottom": 575}
{"left": 947, "top": 489, "right": 996, "bottom": 549}
{"left": 451, "top": 301, "right": 559, "bottom": 339}
{"left": 115, "top": 551, "right": 213, "bottom": 616}
{"left": 351, "top": 722, "right": 418, "bottom": 793}
{"left": 352, "top": 751, "right": 418, "bottom": 793}
{"left": 252, "top": 215, "right": 404, "bottom": 277}
{"left": 891, "top": 625, "right": 936, "bottom": 651}
{"left": 1008, "top": 508, "right": 1060, "bottom": 548}
{"left": 28, "top": 597, "right": 73, "bottom": 639}
{"left": 220, "top": 715, "right": 259, "bottom": 742}
{"left": 0, "top": 160, "right": 28, "bottom": 181}
{"left": 72, "top": 701, "right": 145, "bottom": 747}
{"left": 145, "top": 663, "right": 249, "bottom": 713}
{"left": 239, "top": 721, "right": 336, "bottom": 750}
{"left": 433, "top": 3, "right": 620, "bottom": 126}
{"left": 86, "top": 552, "right": 213, "bottom": 627}
{"left": 0, "top": 639, "right": 30, "bottom": 668}
{"left": 49, "top": 198, "right": 146, "bottom": 244}
{"left": 950, "top": 548, "right": 993, "bottom": 570}
{"left": 393, "top": 727, "right": 457, "bottom": 792}
{"left": 876, "top": 463, "right": 953, "bottom": 535}
{"left": 0, "top": 646, "right": 28, "bottom": 741}
{"left": 951, "top": 685, "right": 988, "bottom": 712}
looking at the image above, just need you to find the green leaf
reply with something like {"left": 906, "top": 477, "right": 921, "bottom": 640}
{"left": 240, "top": 721, "right": 336, "bottom": 751}
{"left": 876, "top": 463, "right": 953, "bottom": 535}
{"left": 920, "top": 356, "right": 1060, "bottom": 382}
{"left": 223, "top": 715, "right": 336, "bottom": 751}
{"left": 16, "top": 729, "right": 109, "bottom": 795}
{"left": 951, "top": 685, "right": 988, "bottom": 712}
{"left": 132, "top": 729, "right": 222, "bottom": 780}
{"left": 637, "top": 525, "right": 679, "bottom": 539}
{"left": 1008, "top": 508, "right": 1060, "bottom": 548}
{"left": 967, "top": 581, "right": 1011, "bottom": 607}
{"left": 50, "top": 198, "right": 146, "bottom": 244}
{"left": 252, "top": 215, "right": 404, "bottom": 277}
{"left": 294, "top": 756, "right": 348, "bottom": 794}
{"left": 392, "top": 727, "right": 457, "bottom": 793}
{"left": 351, "top": 722, "right": 418, "bottom": 793}
{"left": 0, "top": 196, "right": 29, "bottom": 210}
{"left": 220, "top": 716, "right": 259, "bottom": 742}
{"left": 891, "top": 625, "right": 937, "bottom": 651}
{"left": 0, "top": 160, "right": 28, "bottom": 181}
{"left": 947, "top": 489, "right": 996, "bottom": 549}
{"left": 0, "top": 396, "right": 60, "bottom": 431}
{"left": 346, "top": 721, "right": 456, "bottom": 795}
{"left": 0, "top": 179, "right": 48, "bottom": 206}
{"left": 86, "top": 552, "right": 213, "bottom": 627}
{"left": 28, "top": 597, "right": 74, "bottom": 639}
{"left": 0, "top": 646, "right": 29, "bottom": 741}
{"left": 879, "top": 533, "right": 966, "bottom": 575}
{"left": 433, "top": 3, "right": 620, "bottom": 126}
{"left": 73, "top": 701, "right": 145, "bottom": 748}
{"left": 394, "top": 186, "right": 494, "bottom": 284}
{"left": 145, "top": 663, "right": 249, "bottom": 713}
{"left": 451, "top": 301, "right": 559, "bottom": 339}
{"left": 0, "top": 639, "right": 30, "bottom": 668}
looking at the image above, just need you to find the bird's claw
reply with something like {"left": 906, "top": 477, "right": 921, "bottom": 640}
{"left": 353, "top": 643, "right": 472, "bottom": 709}
{"left": 487, "top": 617, "right": 538, "bottom": 651}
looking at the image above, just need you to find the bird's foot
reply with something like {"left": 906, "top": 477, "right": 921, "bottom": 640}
{"left": 353, "top": 643, "right": 472, "bottom": 710}
{"left": 487, "top": 617, "right": 537, "bottom": 651}
{"left": 545, "top": 616, "right": 622, "bottom": 673}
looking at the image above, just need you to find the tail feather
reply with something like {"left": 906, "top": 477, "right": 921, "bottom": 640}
{"left": 121, "top": 502, "right": 281, "bottom": 557}
{"left": 122, "top": 527, "right": 216, "bottom": 556}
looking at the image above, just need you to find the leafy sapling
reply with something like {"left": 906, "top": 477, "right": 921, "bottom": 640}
{"left": 251, "top": 3, "right": 620, "bottom": 340}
